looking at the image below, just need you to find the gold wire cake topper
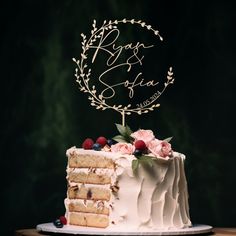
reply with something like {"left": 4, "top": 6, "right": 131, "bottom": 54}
{"left": 73, "top": 19, "right": 174, "bottom": 126}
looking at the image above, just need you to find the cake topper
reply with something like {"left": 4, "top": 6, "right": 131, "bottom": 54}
{"left": 73, "top": 19, "right": 174, "bottom": 126}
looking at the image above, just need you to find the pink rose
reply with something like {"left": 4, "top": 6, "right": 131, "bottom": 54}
{"left": 147, "top": 139, "right": 162, "bottom": 156}
{"left": 131, "top": 129, "right": 155, "bottom": 145}
{"left": 160, "top": 141, "right": 172, "bottom": 157}
{"left": 111, "top": 143, "right": 135, "bottom": 155}
{"left": 148, "top": 139, "right": 172, "bottom": 158}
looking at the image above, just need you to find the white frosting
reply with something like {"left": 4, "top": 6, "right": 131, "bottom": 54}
{"left": 65, "top": 147, "right": 191, "bottom": 230}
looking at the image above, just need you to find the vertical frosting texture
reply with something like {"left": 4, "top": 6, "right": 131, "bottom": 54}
{"left": 110, "top": 151, "right": 191, "bottom": 230}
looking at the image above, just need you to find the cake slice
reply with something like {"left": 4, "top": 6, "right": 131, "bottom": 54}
{"left": 65, "top": 148, "right": 117, "bottom": 228}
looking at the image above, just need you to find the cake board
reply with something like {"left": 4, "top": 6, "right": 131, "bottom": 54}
{"left": 36, "top": 223, "right": 213, "bottom": 235}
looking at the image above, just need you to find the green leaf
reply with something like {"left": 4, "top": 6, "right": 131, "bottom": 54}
{"left": 139, "top": 155, "right": 154, "bottom": 167}
{"left": 112, "top": 135, "right": 127, "bottom": 143}
{"left": 125, "top": 125, "right": 134, "bottom": 143}
{"left": 163, "top": 137, "right": 173, "bottom": 143}
{"left": 132, "top": 159, "right": 139, "bottom": 173}
{"left": 125, "top": 125, "right": 133, "bottom": 136}
{"left": 115, "top": 123, "right": 127, "bottom": 136}
{"left": 139, "top": 155, "right": 151, "bottom": 161}
{"left": 132, "top": 156, "right": 155, "bottom": 174}
{"left": 123, "top": 133, "right": 133, "bottom": 143}
{"left": 115, "top": 123, "right": 134, "bottom": 143}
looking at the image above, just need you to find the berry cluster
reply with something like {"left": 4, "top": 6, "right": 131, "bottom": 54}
{"left": 82, "top": 136, "right": 114, "bottom": 151}
{"left": 53, "top": 216, "right": 67, "bottom": 228}
{"left": 133, "top": 140, "right": 147, "bottom": 157}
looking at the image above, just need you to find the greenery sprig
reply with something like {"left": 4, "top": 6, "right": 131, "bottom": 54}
{"left": 132, "top": 155, "right": 155, "bottom": 173}
{"left": 112, "top": 124, "right": 173, "bottom": 173}
{"left": 112, "top": 124, "right": 160, "bottom": 173}
{"left": 112, "top": 124, "right": 134, "bottom": 143}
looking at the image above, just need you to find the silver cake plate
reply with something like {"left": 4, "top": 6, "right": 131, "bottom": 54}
{"left": 36, "top": 223, "right": 213, "bottom": 235}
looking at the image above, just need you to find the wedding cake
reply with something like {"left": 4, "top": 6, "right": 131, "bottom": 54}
{"left": 64, "top": 125, "right": 192, "bottom": 230}
{"left": 35, "top": 17, "right": 215, "bottom": 234}
{"left": 63, "top": 19, "right": 193, "bottom": 231}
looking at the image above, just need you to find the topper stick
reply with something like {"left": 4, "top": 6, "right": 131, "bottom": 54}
{"left": 122, "top": 110, "right": 125, "bottom": 127}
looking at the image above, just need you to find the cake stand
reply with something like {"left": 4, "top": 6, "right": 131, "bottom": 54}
{"left": 36, "top": 223, "right": 213, "bottom": 235}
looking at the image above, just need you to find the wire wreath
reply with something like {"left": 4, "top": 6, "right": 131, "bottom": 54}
{"left": 73, "top": 19, "right": 174, "bottom": 125}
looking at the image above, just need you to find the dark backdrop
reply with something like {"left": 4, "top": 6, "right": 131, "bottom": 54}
{"left": 1, "top": 1, "right": 236, "bottom": 235}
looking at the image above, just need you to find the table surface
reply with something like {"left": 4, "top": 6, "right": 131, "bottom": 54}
{"left": 15, "top": 228, "right": 236, "bottom": 236}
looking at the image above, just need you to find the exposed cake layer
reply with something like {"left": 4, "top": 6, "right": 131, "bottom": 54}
{"left": 67, "top": 199, "right": 109, "bottom": 215}
{"left": 68, "top": 184, "right": 111, "bottom": 201}
{"left": 68, "top": 170, "right": 111, "bottom": 185}
{"left": 69, "top": 212, "right": 109, "bottom": 228}
{"left": 67, "top": 148, "right": 115, "bottom": 168}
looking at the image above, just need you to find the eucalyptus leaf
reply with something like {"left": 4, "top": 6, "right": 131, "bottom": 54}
{"left": 132, "top": 156, "right": 154, "bottom": 174}
{"left": 123, "top": 133, "right": 134, "bottom": 143}
{"left": 139, "top": 155, "right": 154, "bottom": 167}
{"left": 163, "top": 137, "right": 173, "bottom": 143}
{"left": 139, "top": 155, "right": 152, "bottom": 161}
{"left": 132, "top": 159, "right": 139, "bottom": 173}
{"left": 115, "top": 123, "right": 127, "bottom": 136}
{"left": 125, "top": 125, "right": 133, "bottom": 136}
{"left": 114, "top": 123, "right": 134, "bottom": 143}
{"left": 112, "top": 135, "right": 127, "bottom": 143}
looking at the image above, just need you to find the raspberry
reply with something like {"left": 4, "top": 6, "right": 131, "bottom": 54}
{"left": 82, "top": 138, "right": 94, "bottom": 149}
{"left": 96, "top": 136, "right": 107, "bottom": 147}
{"left": 134, "top": 140, "right": 147, "bottom": 151}
{"left": 59, "top": 215, "right": 67, "bottom": 225}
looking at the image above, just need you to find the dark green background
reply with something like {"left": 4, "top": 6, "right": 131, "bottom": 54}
{"left": 1, "top": 1, "right": 236, "bottom": 235}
